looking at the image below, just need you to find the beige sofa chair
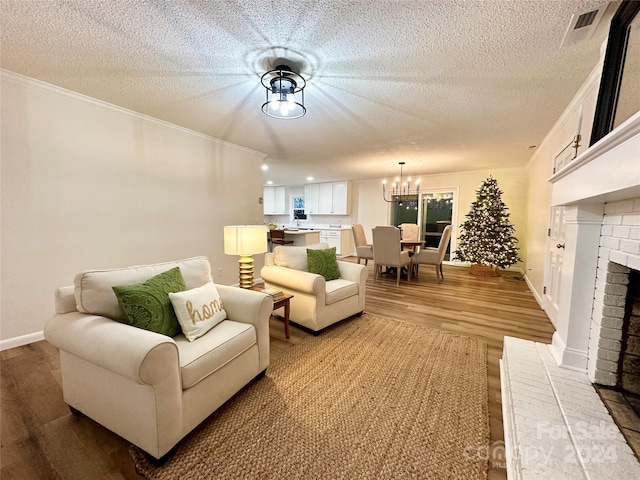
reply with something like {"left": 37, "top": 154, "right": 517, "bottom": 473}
{"left": 260, "top": 243, "right": 368, "bottom": 333}
{"left": 44, "top": 256, "right": 272, "bottom": 461}
{"left": 399, "top": 223, "right": 420, "bottom": 253}
{"left": 411, "top": 225, "right": 452, "bottom": 282}
{"left": 372, "top": 226, "right": 412, "bottom": 286}
{"left": 351, "top": 224, "right": 374, "bottom": 266}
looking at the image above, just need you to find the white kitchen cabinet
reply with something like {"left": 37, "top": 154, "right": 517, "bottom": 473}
{"left": 318, "top": 183, "right": 334, "bottom": 214}
{"left": 317, "top": 228, "right": 355, "bottom": 256}
{"left": 325, "top": 229, "right": 341, "bottom": 252}
{"left": 331, "top": 181, "right": 349, "bottom": 215}
{"left": 304, "top": 184, "right": 319, "bottom": 214}
{"left": 305, "top": 181, "right": 350, "bottom": 215}
{"left": 263, "top": 186, "right": 286, "bottom": 215}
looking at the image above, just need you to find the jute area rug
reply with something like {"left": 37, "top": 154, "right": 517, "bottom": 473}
{"left": 131, "top": 313, "right": 489, "bottom": 479}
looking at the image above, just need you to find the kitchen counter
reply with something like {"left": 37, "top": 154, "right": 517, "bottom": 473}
{"left": 268, "top": 225, "right": 355, "bottom": 254}
{"left": 281, "top": 230, "right": 321, "bottom": 246}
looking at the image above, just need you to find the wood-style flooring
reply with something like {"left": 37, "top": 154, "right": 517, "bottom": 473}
{"left": 1, "top": 261, "right": 555, "bottom": 479}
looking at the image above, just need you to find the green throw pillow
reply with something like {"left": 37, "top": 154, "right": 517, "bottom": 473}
{"left": 112, "top": 267, "right": 186, "bottom": 337}
{"left": 307, "top": 247, "right": 340, "bottom": 281}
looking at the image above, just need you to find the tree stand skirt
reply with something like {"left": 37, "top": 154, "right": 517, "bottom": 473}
{"left": 469, "top": 264, "right": 499, "bottom": 277}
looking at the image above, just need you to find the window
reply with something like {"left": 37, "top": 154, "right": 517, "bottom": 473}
{"left": 421, "top": 192, "right": 454, "bottom": 260}
{"left": 292, "top": 196, "right": 306, "bottom": 220}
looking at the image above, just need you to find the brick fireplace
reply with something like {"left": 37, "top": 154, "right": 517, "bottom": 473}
{"left": 588, "top": 199, "right": 640, "bottom": 388}
{"left": 501, "top": 112, "right": 640, "bottom": 478}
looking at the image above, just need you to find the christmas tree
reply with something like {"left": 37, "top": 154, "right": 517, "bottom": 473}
{"left": 454, "top": 176, "right": 521, "bottom": 270}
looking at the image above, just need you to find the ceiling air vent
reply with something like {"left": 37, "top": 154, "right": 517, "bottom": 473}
{"left": 575, "top": 10, "right": 599, "bottom": 29}
{"left": 561, "top": 3, "right": 608, "bottom": 47}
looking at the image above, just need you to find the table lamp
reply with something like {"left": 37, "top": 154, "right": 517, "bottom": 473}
{"left": 223, "top": 225, "right": 268, "bottom": 289}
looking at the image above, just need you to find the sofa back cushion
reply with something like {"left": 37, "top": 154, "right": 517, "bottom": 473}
{"left": 273, "top": 243, "right": 329, "bottom": 271}
{"left": 74, "top": 256, "right": 212, "bottom": 321}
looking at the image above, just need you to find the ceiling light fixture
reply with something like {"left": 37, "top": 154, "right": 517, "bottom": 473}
{"left": 261, "top": 64, "right": 306, "bottom": 119}
{"left": 382, "top": 161, "right": 421, "bottom": 205}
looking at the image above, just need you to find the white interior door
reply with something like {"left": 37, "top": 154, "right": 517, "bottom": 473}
{"left": 543, "top": 206, "right": 566, "bottom": 325}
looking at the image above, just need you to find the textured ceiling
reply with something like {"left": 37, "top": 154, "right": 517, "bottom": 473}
{"left": 0, "top": 0, "right": 617, "bottom": 185}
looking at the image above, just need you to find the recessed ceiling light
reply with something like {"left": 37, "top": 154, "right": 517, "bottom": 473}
{"left": 266, "top": 180, "right": 273, "bottom": 185}
{"left": 261, "top": 164, "right": 269, "bottom": 171}
{"left": 307, "top": 176, "right": 314, "bottom": 181}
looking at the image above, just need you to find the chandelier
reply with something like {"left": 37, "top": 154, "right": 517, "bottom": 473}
{"left": 261, "top": 64, "right": 306, "bottom": 119}
{"left": 382, "top": 162, "right": 421, "bottom": 205}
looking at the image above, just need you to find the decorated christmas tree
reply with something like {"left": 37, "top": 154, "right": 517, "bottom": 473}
{"left": 454, "top": 176, "right": 521, "bottom": 274}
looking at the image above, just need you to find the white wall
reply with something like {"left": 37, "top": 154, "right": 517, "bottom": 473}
{"left": 0, "top": 71, "right": 266, "bottom": 344}
{"left": 524, "top": 58, "right": 603, "bottom": 303}
{"left": 352, "top": 167, "right": 529, "bottom": 268}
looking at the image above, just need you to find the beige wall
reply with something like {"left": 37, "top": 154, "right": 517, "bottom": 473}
{"left": 1, "top": 72, "right": 266, "bottom": 343}
{"left": 352, "top": 167, "right": 529, "bottom": 269}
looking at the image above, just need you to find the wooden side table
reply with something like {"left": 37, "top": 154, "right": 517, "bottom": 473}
{"left": 251, "top": 286, "right": 294, "bottom": 339}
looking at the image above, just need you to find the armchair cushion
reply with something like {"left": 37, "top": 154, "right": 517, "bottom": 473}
{"left": 112, "top": 267, "right": 186, "bottom": 337}
{"left": 307, "top": 247, "right": 340, "bottom": 281}
{"left": 169, "top": 281, "right": 227, "bottom": 342}
{"left": 413, "top": 247, "right": 440, "bottom": 263}
{"left": 175, "top": 320, "right": 256, "bottom": 389}
{"left": 326, "top": 279, "right": 358, "bottom": 305}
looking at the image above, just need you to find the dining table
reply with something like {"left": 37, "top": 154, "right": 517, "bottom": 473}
{"left": 401, "top": 240, "right": 425, "bottom": 276}
{"left": 400, "top": 240, "right": 425, "bottom": 254}
{"left": 381, "top": 240, "right": 425, "bottom": 278}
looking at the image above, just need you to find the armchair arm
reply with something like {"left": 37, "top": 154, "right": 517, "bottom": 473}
{"left": 44, "top": 312, "right": 179, "bottom": 385}
{"left": 337, "top": 261, "right": 368, "bottom": 284}
{"left": 216, "top": 284, "right": 272, "bottom": 371}
{"left": 260, "top": 265, "right": 325, "bottom": 295}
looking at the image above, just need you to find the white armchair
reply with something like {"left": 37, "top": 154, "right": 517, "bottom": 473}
{"left": 44, "top": 257, "right": 272, "bottom": 461}
{"left": 260, "top": 243, "right": 368, "bottom": 333}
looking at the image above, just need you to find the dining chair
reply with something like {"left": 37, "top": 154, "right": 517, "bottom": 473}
{"left": 372, "top": 226, "right": 412, "bottom": 286}
{"left": 270, "top": 229, "right": 294, "bottom": 249}
{"left": 399, "top": 223, "right": 420, "bottom": 253}
{"left": 351, "top": 224, "right": 374, "bottom": 265}
{"left": 411, "top": 225, "right": 452, "bottom": 282}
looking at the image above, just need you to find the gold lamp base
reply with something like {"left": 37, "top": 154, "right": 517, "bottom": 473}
{"left": 238, "top": 254, "right": 255, "bottom": 289}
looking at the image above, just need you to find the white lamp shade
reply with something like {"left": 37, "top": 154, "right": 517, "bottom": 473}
{"left": 224, "top": 225, "right": 268, "bottom": 255}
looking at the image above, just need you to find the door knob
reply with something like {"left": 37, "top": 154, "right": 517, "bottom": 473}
{"left": 556, "top": 243, "right": 565, "bottom": 249}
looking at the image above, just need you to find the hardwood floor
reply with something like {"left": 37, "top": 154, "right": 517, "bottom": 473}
{"left": 1, "top": 262, "right": 554, "bottom": 479}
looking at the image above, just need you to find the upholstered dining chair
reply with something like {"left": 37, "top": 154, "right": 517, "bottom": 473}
{"left": 351, "top": 224, "right": 374, "bottom": 266}
{"left": 399, "top": 223, "right": 420, "bottom": 253}
{"left": 411, "top": 225, "right": 452, "bottom": 282}
{"left": 372, "top": 226, "right": 412, "bottom": 286}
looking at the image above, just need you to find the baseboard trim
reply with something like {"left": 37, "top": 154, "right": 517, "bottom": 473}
{"left": 549, "top": 332, "right": 588, "bottom": 371}
{"left": 0, "top": 331, "right": 45, "bottom": 351}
